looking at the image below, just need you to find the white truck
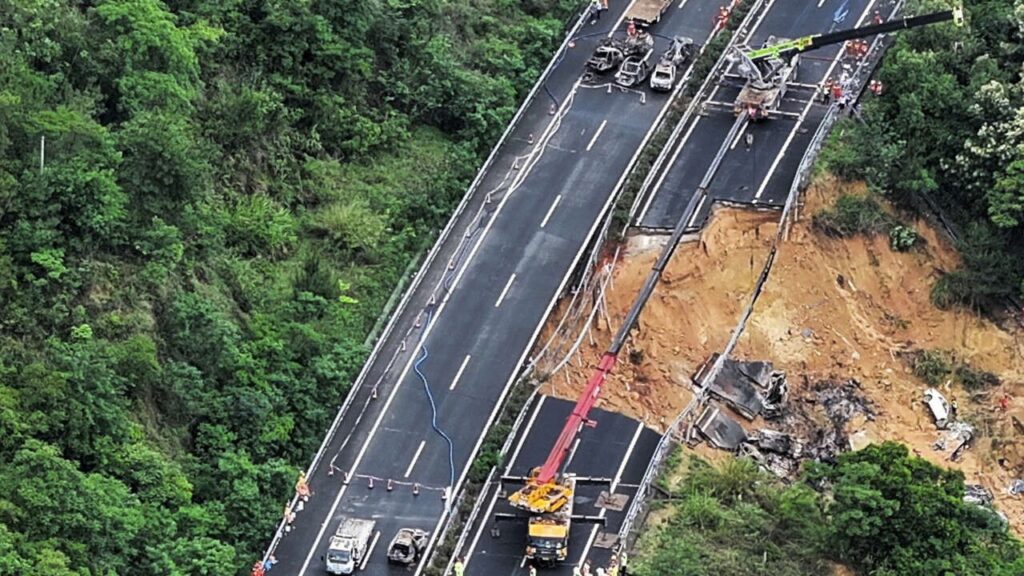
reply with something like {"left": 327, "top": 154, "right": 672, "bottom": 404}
{"left": 324, "top": 517, "right": 376, "bottom": 575}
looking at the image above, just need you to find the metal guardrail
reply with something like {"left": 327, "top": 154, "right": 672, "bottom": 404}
{"left": 627, "top": 0, "right": 774, "bottom": 221}
{"left": 439, "top": 390, "right": 540, "bottom": 576}
{"left": 615, "top": 0, "right": 904, "bottom": 551}
{"left": 531, "top": 0, "right": 773, "bottom": 379}
{"left": 260, "top": 2, "right": 593, "bottom": 564}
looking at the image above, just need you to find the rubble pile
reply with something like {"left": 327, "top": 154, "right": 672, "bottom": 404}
{"left": 693, "top": 358, "right": 877, "bottom": 481}
{"left": 743, "top": 378, "right": 875, "bottom": 479}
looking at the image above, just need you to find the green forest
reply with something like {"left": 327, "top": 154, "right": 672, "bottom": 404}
{"left": 2, "top": 0, "right": 1023, "bottom": 573}
{"left": 635, "top": 444, "right": 1024, "bottom": 576}
{"left": 632, "top": 1, "right": 1024, "bottom": 573}
{"left": 822, "top": 0, "right": 1024, "bottom": 309}
{"left": 0, "top": 0, "right": 577, "bottom": 573}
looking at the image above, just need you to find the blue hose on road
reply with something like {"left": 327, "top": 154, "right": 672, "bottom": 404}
{"left": 413, "top": 309, "right": 457, "bottom": 489}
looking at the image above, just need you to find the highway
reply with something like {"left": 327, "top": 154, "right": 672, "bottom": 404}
{"left": 636, "top": 0, "right": 881, "bottom": 229}
{"left": 462, "top": 397, "right": 660, "bottom": 576}
{"left": 266, "top": 1, "right": 726, "bottom": 574}
{"left": 454, "top": 0, "right": 890, "bottom": 575}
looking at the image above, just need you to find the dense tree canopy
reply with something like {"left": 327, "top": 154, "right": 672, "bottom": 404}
{"left": 636, "top": 444, "right": 1024, "bottom": 576}
{"left": 0, "top": 0, "right": 576, "bottom": 572}
{"left": 821, "top": 0, "right": 1024, "bottom": 309}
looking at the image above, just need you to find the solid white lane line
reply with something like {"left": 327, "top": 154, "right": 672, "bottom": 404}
{"left": 576, "top": 422, "right": 644, "bottom": 565}
{"left": 450, "top": 355, "right": 472, "bottom": 391}
{"left": 540, "top": 195, "right": 563, "bottom": 229}
{"left": 687, "top": 193, "right": 709, "bottom": 228}
{"left": 638, "top": 0, "right": 785, "bottom": 225}
{"left": 299, "top": 347, "right": 412, "bottom": 574}
{"left": 730, "top": 120, "right": 750, "bottom": 150}
{"left": 637, "top": 116, "right": 702, "bottom": 222}
{"left": 301, "top": 1, "right": 646, "bottom": 572}
{"left": 464, "top": 396, "right": 547, "bottom": 570}
{"left": 566, "top": 438, "right": 583, "bottom": 467}
{"left": 418, "top": 0, "right": 679, "bottom": 569}
{"left": 361, "top": 531, "right": 381, "bottom": 571}
{"left": 753, "top": 0, "right": 877, "bottom": 201}
{"left": 404, "top": 440, "right": 427, "bottom": 478}
{"left": 586, "top": 120, "right": 608, "bottom": 152}
{"left": 495, "top": 273, "right": 516, "bottom": 307}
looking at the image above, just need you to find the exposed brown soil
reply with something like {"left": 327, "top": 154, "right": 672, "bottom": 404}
{"left": 536, "top": 175, "right": 1024, "bottom": 534}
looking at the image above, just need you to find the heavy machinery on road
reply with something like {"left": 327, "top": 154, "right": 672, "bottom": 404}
{"left": 625, "top": 0, "right": 673, "bottom": 27}
{"left": 732, "top": 7, "right": 964, "bottom": 119}
{"left": 386, "top": 528, "right": 429, "bottom": 565}
{"left": 524, "top": 476, "right": 576, "bottom": 565}
{"left": 650, "top": 36, "right": 697, "bottom": 91}
{"left": 497, "top": 5, "right": 967, "bottom": 568}
{"left": 324, "top": 517, "right": 376, "bottom": 575}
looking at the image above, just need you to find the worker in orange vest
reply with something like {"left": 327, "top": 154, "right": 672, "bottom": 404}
{"left": 830, "top": 82, "right": 843, "bottom": 102}
{"left": 715, "top": 6, "right": 730, "bottom": 28}
{"left": 251, "top": 561, "right": 265, "bottom": 576}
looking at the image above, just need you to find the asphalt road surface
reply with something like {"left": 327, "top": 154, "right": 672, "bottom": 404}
{"left": 636, "top": 0, "right": 882, "bottom": 229}
{"left": 461, "top": 396, "right": 661, "bottom": 576}
{"left": 267, "top": 1, "right": 726, "bottom": 574}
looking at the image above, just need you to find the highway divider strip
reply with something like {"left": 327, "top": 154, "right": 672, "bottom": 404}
{"left": 616, "top": 0, "right": 896, "bottom": 551}
{"left": 260, "top": 2, "right": 592, "bottom": 564}
{"left": 427, "top": 0, "right": 770, "bottom": 572}
{"left": 628, "top": 0, "right": 772, "bottom": 224}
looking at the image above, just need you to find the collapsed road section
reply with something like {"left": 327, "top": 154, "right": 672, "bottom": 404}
{"left": 528, "top": 0, "right": 975, "bottom": 558}
{"left": 631, "top": 0, "right": 941, "bottom": 230}
{"left": 261, "top": 0, "right": 739, "bottom": 574}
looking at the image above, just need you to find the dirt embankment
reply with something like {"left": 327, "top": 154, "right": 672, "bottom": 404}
{"left": 537, "top": 176, "right": 1024, "bottom": 534}
{"left": 538, "top": 208, "right": 777, "bottom": 428}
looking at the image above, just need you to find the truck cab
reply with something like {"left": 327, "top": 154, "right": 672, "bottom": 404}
{"left": 326, "top": 538, "right": 357, "bottom": 575}
{"left": 324, "top": 517, "right": 376, "bottom": 575}
{"left": 526, "top": 517, "right": 569, "bottom": 566}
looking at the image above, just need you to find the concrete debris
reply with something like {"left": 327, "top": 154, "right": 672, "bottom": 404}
{"left": 933, "top": 421, "right": 974, "bottom": 462}
{"left": 923, "top": 388, "right": 950, "bottom": 429}
{"left": 1010, "top": 480, "right": 1024, "bottom": 496}
{"left": 696, "top": 355, "right": 787, "bottom": 420}
{"left": 695, "top": 405, "right": 748, "bottom": 450}
{"left": 965, "top": 484, "right": 994, "bottom": 507}
{"left": 816, "top": 379, "right": 875, "bottom": 426}
{"left": 739, "top": 443, "right": 800, "bottom": 480}
{"left": 752, "top": 429, "right": 801, "bottom": 457}
{"left": 733, "top": 379, "right": 874, "bottom": 480}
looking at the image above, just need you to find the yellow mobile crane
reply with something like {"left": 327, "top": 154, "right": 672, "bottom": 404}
{"left": 501, "top": 4, "right": 967, "bottom": 568}
{"left": 732, "top": 6, "right": 964, "bottom": 119}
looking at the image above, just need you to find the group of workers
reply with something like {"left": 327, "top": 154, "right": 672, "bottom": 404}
{"left": 568, "top": 553, "right": 627, "bottom": 576}
{"left": 845, "top": 38, "right": 870, "bottom": 59}
{"left": 454, "top": 552, "right": 629, "bottom": 576}
{"left": 817, "top": 27, "right": 890, "bottom": 113}
{"left": 250, "top": 556, "right": 277, "bottom": 576}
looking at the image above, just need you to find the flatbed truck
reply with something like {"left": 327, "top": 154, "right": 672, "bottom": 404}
{"left": 625, "top": 0, "right": 672, "bottom": 27}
